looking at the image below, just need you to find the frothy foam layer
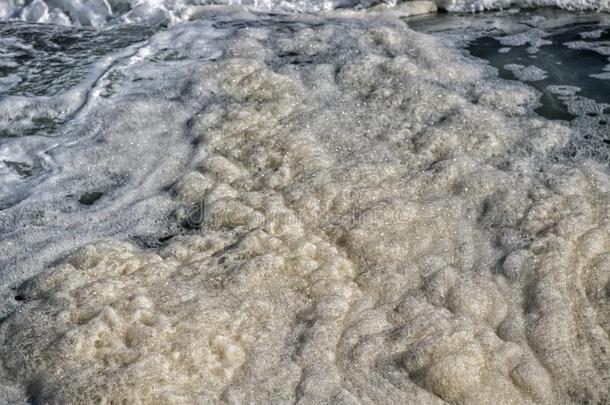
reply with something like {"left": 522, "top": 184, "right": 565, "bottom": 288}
{"left": 438, "top": 0, "right": 609, "bottom": 13}
{"left": 0, "top": 0, "right": 388, "bottom": 27}
{"left": 0, "top": 9, "right": 609, "bottom": 404}
{"left": 1, "top": 0, "right": 610, "bottom": 27}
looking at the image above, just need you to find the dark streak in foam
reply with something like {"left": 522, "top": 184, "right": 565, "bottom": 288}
{"left": 78, "top": 191, "right": 103, "bottom": 205}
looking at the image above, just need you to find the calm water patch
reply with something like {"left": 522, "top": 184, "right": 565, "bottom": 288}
{"left": 468, "top": 22, "right": 610, "bottom": 121}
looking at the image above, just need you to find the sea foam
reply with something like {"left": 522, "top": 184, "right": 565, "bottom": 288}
{"left": 1, "top": 0, "right": 609, "bottom": 27}
{"left": 0, "top": 9, "right": 608, "bottom": 404}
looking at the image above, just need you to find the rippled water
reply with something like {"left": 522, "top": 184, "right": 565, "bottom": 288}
{"left": 0, "top": 22, "right": 158, "bottom": 97}
{"left": 0, "top": 18, "right": 197, "bottom": 288}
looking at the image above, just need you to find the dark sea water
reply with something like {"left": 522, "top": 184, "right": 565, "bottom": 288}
{"left": 409, "top": 9, "right": 610, "bottom": 162}
{"left": 468, "top": 22, "right": 610, "bottom": 121}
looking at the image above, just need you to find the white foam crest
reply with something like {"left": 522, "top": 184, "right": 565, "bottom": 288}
{"left": 438, "top": 0, "right": 609, "bottom": 12}
{"left": 2, "top": 0, "right": 610, "bottom": 27}
{"left": 0, "top": 0, "right": 380, "bottom": 27}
